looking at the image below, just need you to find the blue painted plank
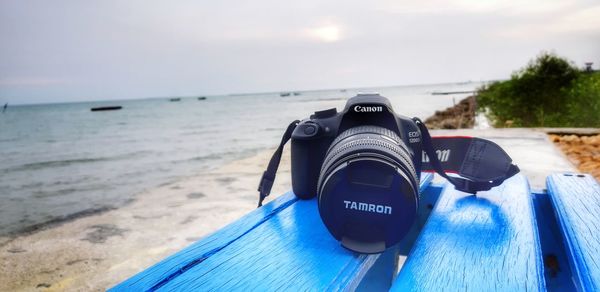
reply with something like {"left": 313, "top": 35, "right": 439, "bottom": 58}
{"left": 547, "top": 173, "right": 600, "bottom": 292}
{"left": 112, "top": 174, "right": 433, "bottom": 291}
{"left": 391, "top": 174, "right": 545, "bottom": 291}
{"left": 110, "top": 192, "right": 299, "bottom": 291}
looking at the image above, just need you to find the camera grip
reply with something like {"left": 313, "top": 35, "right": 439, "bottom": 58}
{"left": 291, "top": 139, "right": 319, "bottom": 199}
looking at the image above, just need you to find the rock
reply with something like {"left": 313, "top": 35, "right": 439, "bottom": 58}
{"left": 425, "top": 96, "right": 476, "bottom": 129}
{"left": 550, "top": 134, "right": 600, "bottom": 181}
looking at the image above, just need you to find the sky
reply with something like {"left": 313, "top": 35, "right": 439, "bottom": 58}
{"left": 1, "top": 0, "right": 599, "bottom": 104}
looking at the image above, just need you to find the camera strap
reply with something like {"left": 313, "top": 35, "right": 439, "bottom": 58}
{"left": 257, "top": 120, "right": 300, "bottom": 207}
{"left": 413, "top": 118, "right": 520, "bottom": 194}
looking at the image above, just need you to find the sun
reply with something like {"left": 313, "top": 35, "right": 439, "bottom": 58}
{"left": 308, "top": 25, "right": 342, "bottom": 43}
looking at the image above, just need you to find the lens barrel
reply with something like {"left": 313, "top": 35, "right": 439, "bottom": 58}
{"left": 317, "top": 126, "right": 419, "bottom": 253}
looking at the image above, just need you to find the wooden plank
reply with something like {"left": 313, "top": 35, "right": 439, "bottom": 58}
{"left": 111, "top": 174, "right": 433, "bottom": 291}
{"left": 110, "top": 192, "right": 299, "bottom": 291}
{"left": 391, "top": 174, "right": 545, "bottom": 291}
{"left": 547, "top": 173, "right": 600, "bottom": 292}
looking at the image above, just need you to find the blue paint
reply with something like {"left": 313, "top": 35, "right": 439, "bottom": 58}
{"left": 547, "top": 173, "right": 600, "bottom": 292}
{"left": 110, "top": 192, "right": 298, "bottom": 291}
{"left": 391, "top": 174, "right": 545, "bottom": 291}
{"left": 111, "top": 174, "right": 433, "bottom": 291}
{"left": 397, "top": 183, "right": 444, "bottom": 256}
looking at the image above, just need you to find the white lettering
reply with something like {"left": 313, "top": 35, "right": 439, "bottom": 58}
{"left": 422, "top": 149, "right": 451, "bottom": 163}
{"left": 359, "top": 202, "right": 368, "bottom": 211}
{"left": 384, "top": 206, "right": 392, "bottom": 214}
{"left": 343, "top": 200, "right": 392, "bottom": 215}
{"left": 354, "top": 105, "right": 383, "bottom": 113}
{"left": 437, "top": 149, "right": 451, "bottom": 162}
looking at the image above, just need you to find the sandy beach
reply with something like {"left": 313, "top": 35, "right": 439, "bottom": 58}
{"left": 0, "top": 148, "right": 292, "bottom": 291}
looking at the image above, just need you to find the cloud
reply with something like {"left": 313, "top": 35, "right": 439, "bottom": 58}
{"left": 496, "top": 4, "right": 600, "bottom": 39}
{"left": 378, "top": 0, "right": 574, "bottom": 15}
{"left": 0, "top": 78, "right": 69, "bottom": 86}
{"left": 0, "top": 0, "right": 598, "bottom": 103}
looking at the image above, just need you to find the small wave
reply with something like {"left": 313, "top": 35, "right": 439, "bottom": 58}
{"left": 0, "top": 137, "right": 20, "bottom": 143}
{"left": 7, "top": 157, "right": 110, "bottom": 172}
{"left": 4, "top": 206, "right": 116, "bottom": 237}
{"left": 297, "top": 97, "right": 348, "bottom": 102}
{"left": 4, "top": 151, "right": 153, "bottom": 173}
{"left": 181, "top": 129, "right": 222, "bottom": 136}
{"left": 173, "top": 147, "right": 264, "bottom": 165}
{"left": 32, "top": 188, "right": 80, "bottom": 198}
{"left": 188, "top": 153, "right": 229, "bottom": 162}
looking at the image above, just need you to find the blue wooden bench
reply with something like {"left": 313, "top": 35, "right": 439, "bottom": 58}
{"left": 391, "top": 174, "right": 545, "bottom": 291}
{"left": 111, "top": 172, "right": 600, "bottom": 291}
{"left": 547, "top": 173, "right": 600, "bottom": 292}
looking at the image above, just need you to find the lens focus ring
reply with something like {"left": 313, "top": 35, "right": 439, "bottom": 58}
{"left": 317, "top": 125, "right": 418, "bottom": 194}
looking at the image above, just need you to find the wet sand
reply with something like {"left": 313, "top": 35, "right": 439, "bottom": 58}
{"left": 0, "top": 148, "right": 291, "bottom": 291}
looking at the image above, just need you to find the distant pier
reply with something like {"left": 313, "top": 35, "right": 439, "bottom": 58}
{"left": 431, "top": 91, "right": 476, "bottom": 95}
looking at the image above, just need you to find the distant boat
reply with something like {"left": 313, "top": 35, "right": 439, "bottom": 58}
{"left": 280, "top": 92, "right": 291, "bottom": 97}
{"left": 198, "top": 97, "right": 207, "bottom": 100}
{"left": 340, "top": 89, "right": 347, "bottom": 93}
{"left": 91, "top": 106, "right": 122, "bottom": 112}
{"left": 2, "top": 103, "right": 7, "bottom": 113}
{"left": 293, "top": 92, "right": 301, "bottom": 96}
{"left": 170, "top": 98, "right": 181, "bottom": 102}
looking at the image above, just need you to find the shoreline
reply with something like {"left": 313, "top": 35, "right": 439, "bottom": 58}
{"left": 0, "top": 146, "right": 271, "bottom": 242}
{"left": 0, "top": 147, "right": 291, "bottom": 291}
{"left": 424, "top": 96, "right": 476, "bottom": 129}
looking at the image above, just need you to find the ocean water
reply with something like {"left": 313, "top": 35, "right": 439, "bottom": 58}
{"left": 0, "top": 83, "right": 481, "bottom": 236}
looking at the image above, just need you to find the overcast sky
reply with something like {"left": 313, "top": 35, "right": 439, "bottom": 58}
{"left": 1, "top": 0, "right": 599, "bottom": 104}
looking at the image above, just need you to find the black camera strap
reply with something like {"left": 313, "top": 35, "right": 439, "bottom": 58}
{"left": 414, "top": 118, "right": 519, "bottom": 194}
{"left": 257, "top": 120, "right": 300, "bottom": 207}
{"left": 257, "top": 118, "right": 519, "bottom": 207}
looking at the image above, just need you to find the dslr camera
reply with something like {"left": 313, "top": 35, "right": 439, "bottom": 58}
{"left": 258, "top": 93, "right": 518, "bottom": 253}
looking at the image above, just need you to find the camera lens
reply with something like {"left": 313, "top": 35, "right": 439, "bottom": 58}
{"left": 317, "top": 126, "right": 419, "bottom": 253}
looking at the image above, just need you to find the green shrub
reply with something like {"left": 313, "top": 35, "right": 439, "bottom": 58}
{"left": 565, "top": 73, "right": 600, "bottom": 127}
{"left": 477, "top": 52, "right": 599, "bottom": 127}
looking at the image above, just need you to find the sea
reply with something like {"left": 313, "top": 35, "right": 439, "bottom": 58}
{"left": 0, "top": 83, "right": 481, "bottom": 236}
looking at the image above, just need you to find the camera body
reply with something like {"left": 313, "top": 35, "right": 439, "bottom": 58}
{"left": 291, "top": 93, "right": 422, "bottom": 199}
{"left": 277, "top": 93, "right": 517, "bottom": 253}
{"left": 291, "top": 93, "right": 424, "bottom": 253}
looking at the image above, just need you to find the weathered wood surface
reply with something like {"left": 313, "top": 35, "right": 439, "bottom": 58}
{"left": 547, "top": 173, "right": 600, "bottom": 292}
{"left": 391, "top": 174, "right": 545, "bottom": 291}
{"left": 111, "top": 174, "right": 433, "bottom": 291}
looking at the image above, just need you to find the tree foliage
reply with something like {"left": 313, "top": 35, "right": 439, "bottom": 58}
{"left": 477, "top": 52, "right": 599, "bottom": 127}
